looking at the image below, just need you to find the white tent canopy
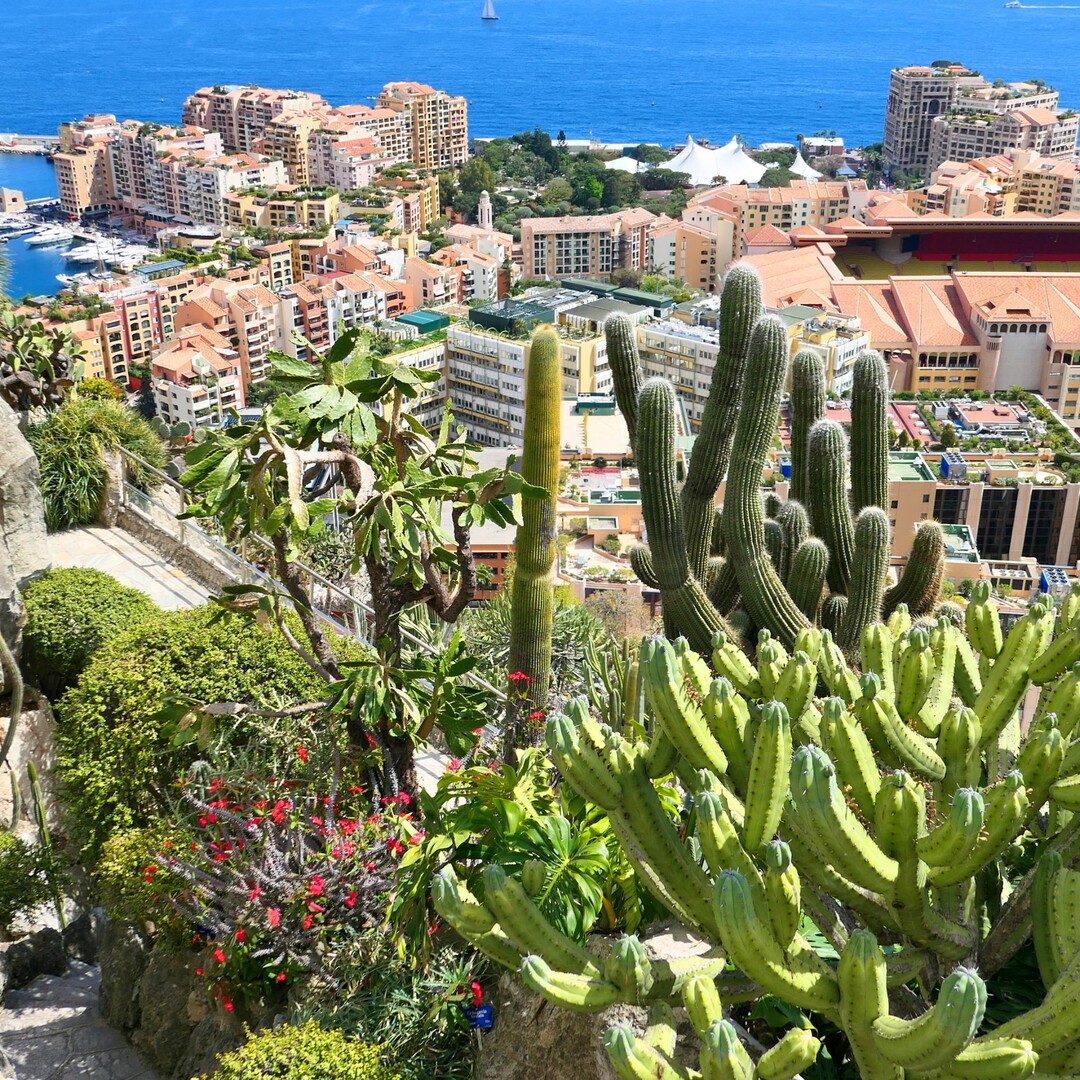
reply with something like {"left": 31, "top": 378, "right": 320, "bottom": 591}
{"left": 666, "top": 136, "right": 765, "bottom": 186}
{"left": 605, "top": 155, "right": 648, "bottom": 174}
{"left": 790, "top": 150, "right": 823, "bottom": 181}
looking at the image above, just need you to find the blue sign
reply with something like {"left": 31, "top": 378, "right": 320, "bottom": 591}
{"left": 465, "top": 1004, "right": 494, "bottom": 1029}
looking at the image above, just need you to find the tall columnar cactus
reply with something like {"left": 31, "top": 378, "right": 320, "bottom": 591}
{"left": 679, "top": 265, "right": 762, "bottom": 583}
{"left": 789, "top": 349, "right": 826, "bottom": 505}
{"left": 438, "top": 603, "right": 1080, "bottom": 1078}
{"left": 722, "top": 316, "right": 810, "bottom": 645}
{"left": 837, "top": 507, "right": 891, "bottom": 658}
{"left": 807, "top": 419, "right": 855, "bottom": 594}
{"left": 885, "top": 520, "right": 946, "bottom": 618}
{"left": 604, "top": 262, "right": 944, "bottom": 649}
{"left": 506, "top": 326, "right": 561, "bottom": 743}
{"left": 637, "top": 378, "right": 728, "bottom": 653}
{"left": 850, "top": 349, "right": 891, "bottom": 516}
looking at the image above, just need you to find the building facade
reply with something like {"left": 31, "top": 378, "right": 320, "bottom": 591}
{"left": 521, "top": 209, "right": 656, "bottom": 280}
{"left": 375, "top": 82, "right": 469, "bottom": 171}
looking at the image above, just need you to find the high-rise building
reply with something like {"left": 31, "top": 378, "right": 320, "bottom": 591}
{"left": 182, "top": 85, "right": 328, "bottom": 154}
{"left": 53, "top": 114, "right": 120, "bottom": 217}
{"left": 376, "top": 82, "right": 469, "bottom": 170}
{"left": 884, "top": 63, "right": 1077, "bottom": 176}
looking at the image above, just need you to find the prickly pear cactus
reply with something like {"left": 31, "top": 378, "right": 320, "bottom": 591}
{"left": 436, "top": 587, "right": 1080, "bottom": 1079}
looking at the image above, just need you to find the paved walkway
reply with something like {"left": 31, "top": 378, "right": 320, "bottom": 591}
{"left": 48, "top": 528, "right": 208, "bottom": 610}
{"left": 0, "top": 964, "right": 157, "bottom": 1079}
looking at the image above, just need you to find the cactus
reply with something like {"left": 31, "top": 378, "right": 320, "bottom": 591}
{"left": 434, "top": 605, "right": 1080, "bottom": 1077}
{"left": 789, "top": 350, "right": 826, "bottom": 505}
{"left": 850, "top": 350, "right": 890, "bottom": 515}
{"left": 602, "top": 262, "right": 932, "bottom": 651}
{"left": 884, "top": 521, "right": 945, "bottom": 619}
{"left": 506, "top": 325, "right": 561, "bottom": 747}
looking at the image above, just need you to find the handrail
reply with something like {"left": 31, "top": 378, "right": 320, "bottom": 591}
{"left": 118, "top": 447, "right": 508, "bottom": 703}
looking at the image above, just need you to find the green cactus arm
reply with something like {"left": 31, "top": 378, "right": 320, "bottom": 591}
{"left": 789, "top": 350, "right": 827, "bottom": 505}
{"left": 837, "top": 930, "right": 904, "bottom": 1080}
{"left": 638, "top": 377, "right": 731, "bottom": 653}
{"left": 507, "top": 325, "right": 561, "bottom": 730}
{"left": 521, "top": 954, "right": 622, "bottom": 1012}
{"left": 605, "top": 1023, "right": 694, "bottom": 1079}
{"left": 883, "top": 521, "right": 945, "bottom": 619}
{"left": 629, "top": 544, "right": 661, "bottom": 590}
{"left": 713, "top": 870, "right": 841, "bottom": 1016}
{"left": 764, "top": 519, "right": 785, "bottom": 575}
{"left": 837, "top": 508, "right": 890, "bottom": 658}
{"left": 700, "top": 1019, "right": 753, "bottom": 1080}
{"left": 807, "top": 419, "right": 855, "bottom": 594}
{"left": 681, "top": 263, "right": 762, "bottom": 583}
{"left": 775, "top": 500, "right": 809, "bottom": 585}
{"left": 708, "top": 560, "right": 741, "bottom": 617}
{"left": 605, "top": 313, "right": 645, "bottom": 451}
{"left": 850, "top": 349, "right": 890, "bottom": 515}
{"left": 722, "top": 316, "right": 810, "bottom": 647}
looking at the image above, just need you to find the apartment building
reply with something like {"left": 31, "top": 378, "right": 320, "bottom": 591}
{"left": 308, "top": 131, "right": 392, "bottom": 191}
{"left": 404, "top": 256, "right": 462, "bottom": 307}
{"left": 922, "top": 156, "right": 1017, "bottom": 217}
{"left": 928, "top": 107, "right": 1079, "bottom": 173}
{"left": 1017, "top": 156, "right": 1080, "bottom": 215}
{"left": 884, "top": 63, "right": 1076, "bottom": 176}
{"left": 68, "top": 311, "right": 129, "bottom": 383}
{"left": 521, "top": 208, "right": 656, "bottom": 280}
{"left": 445, "top": 297, "right": 613, "bottom": 445}
{"left": 182, "top": 85, "right": 328, "bottom": 154}
{"left": 430, "top": 244, "right": 500, "bottom": 301}
{"left": 221, "top": 186, "right": 340, "bottom": 231}
{"left": 376, "top": 82, "right": 468, "bottom": 170}
{"left": 684, "top": 180, "right": 865, "bottom": 264}
{"left": 648, "top": 220, "right": 717, "bottom": 292}
{"left": 53, "top": 114, "right": 121, "bottom": 217}
{"left": 174, "top": 280, "right": 279, "bottom": 387}
{"left": 375, "top": 173, "right": 440, "bottom": 233}
{"left": 258, "top": 111, "right": 329, "bottom": 185}
{"left": 151, "top": 327, "right": 245, "bottom": 428}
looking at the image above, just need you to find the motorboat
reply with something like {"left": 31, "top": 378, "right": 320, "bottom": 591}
{"left": 26, "top": 226, "right": 73, "bottom": 247}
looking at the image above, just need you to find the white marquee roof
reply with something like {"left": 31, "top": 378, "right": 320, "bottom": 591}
{"left": 667, "top": 136, "right": 766, "bottom": 186}
{"left": 790, "top": 150, "right": 823, "bottom": 180}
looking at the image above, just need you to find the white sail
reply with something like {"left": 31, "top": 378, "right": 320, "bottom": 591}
{"left": 482, "top": 0, "right": 498, "bottom": 18}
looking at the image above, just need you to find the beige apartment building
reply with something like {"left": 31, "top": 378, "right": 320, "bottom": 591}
{"left": 152, "top": 327, "right": 245, "bottom": 429}
{"left": 648, "top": 220, "right": 717, "bottom": 292}
{"left": 182, "top": 85, "right": 328, "bottom": 154}
{"left": 928, "top": 107, "right": 1079, "bottom": 173}
{"left": 53, "top": 114, "right": 121, "bottom": 216}
{"left": 884, "top": 63, "right": 1075, "bottom": 176}
{"left": 376, "top": 82, "right": 469, "bottom": 170}
{"left": 258, "top": 112, "right": 329, "bottom": 185}
{"left": 684, "top": 181, "right": 865, "bottom": 264}
{"left": 1017, "top": 156, "right": 1080, "bottom": 215}
{"left": 520, "top": 209, "right": 656, "bottom": 280}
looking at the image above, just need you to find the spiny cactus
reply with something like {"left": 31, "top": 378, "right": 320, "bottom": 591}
{"left": 605, "top": 263, "right": 944, "bottom": 650}
{"left": 506, "top": 325, "right": 561, "bottom": 742}
{"left": 885, "top": 521, "right": 946, "bottom": 619}
{"left": 0, "top": 308, "right": 84, "bottom": 412}
{"left": 437, "top": 595, "right": 1080, "bottom": 1078}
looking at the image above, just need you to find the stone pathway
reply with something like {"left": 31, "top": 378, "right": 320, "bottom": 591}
{"left": 0, "top": 964, "right": 158, "bottom": 1079}
{"left": 48, "top": 528, "right": 209, "bottom": 610}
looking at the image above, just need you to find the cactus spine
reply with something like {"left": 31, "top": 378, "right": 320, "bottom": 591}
{"left": 789, "top": 349, "right": 826, "bottom": 505}
{"left": 807, "top": 419, "right": 855, "bottom": 594}
{"left": 884, "top": 521, "right": 945, "bottom": 618}
{"left": 506, "top": 325, "right": 561, "bottom": 746}
{"left": 850, "top": 350, "right": 890, "bottom": 515}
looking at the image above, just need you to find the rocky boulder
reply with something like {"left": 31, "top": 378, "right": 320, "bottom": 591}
{"left": 0, "top": 398, "right": 50, "bottom": 654}
{"left": 1, "top": 927, "right": 68, "bottom": 990}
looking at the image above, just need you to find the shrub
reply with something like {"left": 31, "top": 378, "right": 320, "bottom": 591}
{"left": 77, "top": 378, "right": 125, "bottom": 401}
{"left": 203, "top": 1020, "right": 401, "bottom": 1080}
{"left": 27, "top": 397, "right": 166, "bottom": 532}
{"left": 22, "top": 568, "right": 159, "bottom": 698}
{"left": 54, "top": 606, "right": 328, "bottom": 862}
{"left": 96, "top": 825, "right": 191, "bottom": 942}
{"left": 0, "top": 832, "right": 53, "bottom": 933}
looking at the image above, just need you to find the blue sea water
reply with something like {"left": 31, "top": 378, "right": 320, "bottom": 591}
{"left": 2, "top": 0, "right": 1080, "bottom": 146}
{"left": 0, "top": 155, "right": 68, "bottom": 299}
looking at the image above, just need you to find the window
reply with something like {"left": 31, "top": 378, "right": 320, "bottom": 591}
{"left": 923, "top": 494, "right": 930, "bottom": 503}
{"left": 890, "top": 500, "right": 899, "bottom": 509}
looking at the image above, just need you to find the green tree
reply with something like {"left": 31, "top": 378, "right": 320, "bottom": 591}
{"left": 542, "top": 177, "right": 573, "bottom": 204}
{"left": 628, "top": 143, "right": 669, "bottom": 165}
{"left": 180, "top": 331, "right": 542, "bottom": 793}
{"left": 939, "top": 420, "right": 960, "bottom": 449}
{"left": 640, "top": 168, "right": 692, "bottom": 191}
{"left": 759, "top": 166, "right": 799, "bottom": 188}
{"left": 458, "top": 157, "right": 497, "bottom": 198}
{"left": 600, "top": 169, "right": 641, "bottom": 208}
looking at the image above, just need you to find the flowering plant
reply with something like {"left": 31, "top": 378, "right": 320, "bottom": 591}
{"left": 156, "top": 770, "right": 412, "bottom": 1007}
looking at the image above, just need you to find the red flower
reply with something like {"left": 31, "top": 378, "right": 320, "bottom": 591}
{"left": 307, "top": 901, "right": 324, "bottom": 914}
{"left": 296, "top": 745, "right": 309, "bottom": 763}
{"left": 507, "top": 670, "right": 532, "bottom": 684}
{"left": 223, "top": 999, "right": 235, "bottom": 1012}
{"left": 349, "top": 785, "right": 364, "bottom": 794}
{"left": 386, "top": 837, "right": 405, "bottom": 856}
{"left": 267, "top": 908, "right": 282, "bottom": 929}
{"left": 213, "top": 948, "right": 226, "bottom": 964}
{"left": 235, "top": 928, "right": 246, "bottom": 944}
{"left": 471, "top": 980, "right": 484, "bottom": 1006}
{"left": 529, "top": 710, "right": 545, "bottom": 721}
{"left": 303, "top": 914, "right": 314, "bottom": 930}
{"left": 308, "top": 876, "right": 326, "bottom": 897}
{"left": 428, "top": 922, "right": 440, "bottom": 936}
{"left": 276, "top": 972, "right": 287, "bottom": 983}
{"left": 409, "top": 831, "right": 425, "bottom": 844}
{"left": 195, "top": 967, "right": 203, "bottom": 976}
{"left": 448, "top": 758, "right": 461, "bottom": 772}
{"left": 345, "top": 890, "right": 358, "bottom": 908}
{"left": 398, "top": 792, "right": 411, "bottom": 807}
{"left": 248, "top": 887, "right": 263, "bottom": 902}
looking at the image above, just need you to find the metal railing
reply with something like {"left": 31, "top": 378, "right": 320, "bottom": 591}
{"left": 117, "top": 447, "right": 507, "bottom": 703}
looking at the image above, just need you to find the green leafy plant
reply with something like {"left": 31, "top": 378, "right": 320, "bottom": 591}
{"left": 53, "top": 606, "right": 327, "bottom": 861}
{"left": 201, "top": 1020, "right": 402, "bottom": 1080}
{"left": 299, "top": 934, "right": 483, "bottom": 1080}
{"left": 21, "top": 568, "right": 159, "bottom": 698}
{"left": 27, "top": 397, "right": 166, "bottom": 532}
{"left": 0, "top": 307, "right": 83, "bottom": 412}
{"left": 0, "top": 831, "right": 53, "bottom": 935}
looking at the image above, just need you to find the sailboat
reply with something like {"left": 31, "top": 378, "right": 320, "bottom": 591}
{"left": 481, "top": 0, "right": 498, "bottom": 19}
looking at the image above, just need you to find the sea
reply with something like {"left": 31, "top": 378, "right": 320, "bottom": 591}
{"left": 3, "top": 0, "right": 1080, "bottom": 296}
